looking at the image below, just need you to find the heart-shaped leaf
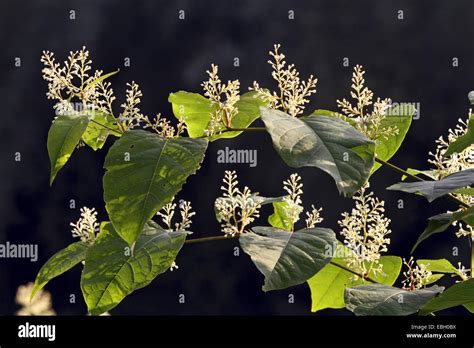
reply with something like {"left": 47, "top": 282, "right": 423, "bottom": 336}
{"left": 81, "top": 221, "right": 187, "bottom": 315}
{"left": 103, "top": 130, "right": 207, "bottom": 245}
{"left": 307, "top": 243, "right": 402, "bottom": 312}
{"left": 169, "top": 91, "right": 266, "bottom": 140}
{"left": 31, "top": 241, "right": 89, "bottom": 301}
{"left": 416, "top": 259, "right": 460, "bottom": 274}
{"left": 344, "top": 284, "right": 444, "bottom": 316}
{"left": 387, "top": 169, "right": 474, "bottom": 202}
{"left": 419, "top": 279, "right": 474, "bottom": 315}
{"left": 268, "top": 200, "right": 294, "bottom": 231}
{"left": 82, "top": 111, "right": 120, "bottom": 150}
{"left": 47, "top": 114, "right": 90, "bottom": 185}
{"left": 371, "top": 104, "right": 415, "bottom": 174}
{"left": 261, "top": 108, "right": 375, "bottom": 197}
{"left": 169, "top": 92, "right": 217, "bottom": 138}
{"left": 239, "top": 226, "right": 336, "bottom": 291}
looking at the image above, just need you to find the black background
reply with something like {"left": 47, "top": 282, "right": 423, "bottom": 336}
{"left": 1, "top": 0, "right": 473, "bottom": 315}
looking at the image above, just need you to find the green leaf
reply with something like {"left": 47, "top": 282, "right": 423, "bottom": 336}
{"left": 84, "top": 70, "right": 119, "bottom": 91}
{"left": 423, "top": 274, "right": 446, "bottom": 285}
{"left": 307, "top": 243, "right": 402, "bottom": 312}
{"left": 81, "top": 221, "right": 187, "bottom": 315}
{"left": 210, "top": 91, "right": 268, "bottom": 140}
{"left": 82, "top": 111, "right": 120, "bottom": 151}
{"left": 371, "top": 104, "right": 414, "bottom": 174}
{"left": 309, "top": 109, "right": 357, "bottom": 126}
{"left": 419, "top": 279, "right": 474, "bottom": 315}
{"left": 444, "top": 115, "right": 474, "bottom": 156}
{"left": 453, "top": 187, "right": 474, "bottom": 195}
{"left": 31, "top": 241, "right": 89, "bottom": 301}
{"left": 345, "top": 284, "right": 444, "bottom": 316}
{"left": 416, "top": 259, "right": 461, "bottom": 285}
{"left": 416, "top": 259, "right": 459, "bottom": 274}
{"left": 239, "top": 226, "right": 336, "bottom": 291}
{"left": 464, "top": 302, "right": 474, "bottom": 313}
{"left": 387, "top": 169, "right": 474, "bottom": 202}
{"left": 261, "top": 108, "right": 375, "bottom": 197}
{"left": 169, "top": 92, "right": 217, "bottom": 138}
{"left": 268, "top": 201, "right": 294, "bottom": 231}
{"left": 47, "top": 114, "right": 90, "bottom": 185}
{"left": 411, "top": 206, "right": 474, "bottom": 252}
{"left": 168, "top": 91, "right": 267, "bottom": 140}
{"left": 103, "top": 130, "right": 208, "bottom": 245}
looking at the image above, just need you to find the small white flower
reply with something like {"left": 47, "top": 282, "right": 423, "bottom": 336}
{"left": 170, "top": 261, "right": 179, "bottom": 272}
{"left": 456, "top": 262, "right": 470, "bottom": 281}
{"left": 402, "top": 257, "right": 432, "bottom": 291}
{"left": 201, "top": 64, "right": 240, "bottom": 135}
{"left": 281, "top": 174, "right": 304, "bottom": 230}
{"left": 305, "top": 205, "right": 323, "bottom": 228}
{"left": 157, "top": 200, "right": 195, "bottom": 232}
{"left": 338, "top": 184, "right": 391, "bottom": 278}
{"left": 16, "top": 282, "right": 56, "bottom": 316}
{"left": 250, "top": 44, "right": 317, "bottom": 117}
{"left": 215, "top": 171, "right": 261, "bottom": 236}
{"left": 70, "top": 207, "right": 99, "bottom": 243}
{"left": 337, "top": 65, "right": 397, "bottom": 140}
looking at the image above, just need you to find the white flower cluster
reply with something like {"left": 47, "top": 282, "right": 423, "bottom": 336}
{"left": 215, "top": 171, "right": 261, "bottom": 236}
{"left": 157, "top": 200, "right": 196, "bottom": 232}
{"left": 16, "top": 283, "right": 56, "bottom": 316}
{"left": 41, "top": 47, "right": 114, "bottom": 116}
{"left": 41, "top": 47, "right": 185, "bottom": 138}
{"left": 401, "top": 257, "right": 432, "bottom": 291}
{"left": 429, "top": 117, "right": 474, "bottom": 181}
{"left": 282, "top": 173, "right": 304, "bottom": 229}
{"left": 70, "top": 207, "right": 100, "bottom": 243}
{"left": 251, "top": 44, "right": 317, "bottom": 117}
{"left": 456, "top": 262, "right": 470, "bottom": 281}
{"left": 338, "top": 184, "right": 391, "bottom": 278}
{"left": 118, "top": 82, "right": 186, "bottom": 137}
{"left": 337, "top": 65, "right": 397, "bottom": 140}
{"left": 201, "top": 64, "right": 240, "bottom": 136}
{"left": 156, "top": 199, "right": 195, "bottom": 272}
{"left": 455, "top": 222, "right": 474, "bottom": 239}
{"left": 305, "top": 205, "right": 324, "bottom": 229}
{"left": 428, "top": 116, "right": 474, "bottom": 238}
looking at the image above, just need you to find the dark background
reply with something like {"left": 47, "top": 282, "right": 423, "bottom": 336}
{"left": 0, "top": 0, "right": 473, "bottom": 315}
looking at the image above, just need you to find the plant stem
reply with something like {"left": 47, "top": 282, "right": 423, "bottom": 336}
{"left": 224, "top": 127, "right": 266, "bottom": 132}
{"left": 374, "top": 157, "right": 424, "bottom": 182}
{"left": 184, "top": 233, "right": 377, "bottom": 283}
{"left": 184, "top": 235, "right": 231, "bottom": 244}
{"left": 329, "top": 261, "right": 377, "bottom": 283}
{"left": 471, "top": 235, "right": 474, "bottom": 278}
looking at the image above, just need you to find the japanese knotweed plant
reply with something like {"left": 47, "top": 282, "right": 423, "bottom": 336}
{"left": 32, "top": 45, "right": 474, "bottom": 316}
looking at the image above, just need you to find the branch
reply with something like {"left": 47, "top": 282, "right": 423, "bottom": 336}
{"left": 221, "top": 128, "right": 469, "bottom": 208}
{"left": 184, "top": 233, "right": 377, "bottom": 283}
